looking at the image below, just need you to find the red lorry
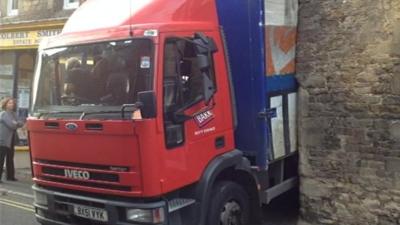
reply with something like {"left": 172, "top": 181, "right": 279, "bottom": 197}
{"left": 28, "top": 0, "right": 299, "bottom": 224}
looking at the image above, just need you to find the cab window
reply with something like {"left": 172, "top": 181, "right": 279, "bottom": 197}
{"left": 163, "top": 37, "right": 216, "bottom": 148}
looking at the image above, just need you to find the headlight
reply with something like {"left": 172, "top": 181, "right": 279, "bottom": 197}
{"left": 34, "top": 191, "right": 48, "bottom": 206}
{"left": 126, "top": 208, "right": 165, "bottom": 224}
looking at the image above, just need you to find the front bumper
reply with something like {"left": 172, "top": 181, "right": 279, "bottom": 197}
{"left": 33, "top": 185, "right": 167, "bottom": 225}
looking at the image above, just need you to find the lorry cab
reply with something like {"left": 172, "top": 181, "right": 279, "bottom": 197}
{"left": 29, "top": 0, "right": 298, "bottom": 225}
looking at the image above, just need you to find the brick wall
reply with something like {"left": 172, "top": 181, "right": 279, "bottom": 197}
{"left": 297, "top": 0, "right": 400, "bottom": 224}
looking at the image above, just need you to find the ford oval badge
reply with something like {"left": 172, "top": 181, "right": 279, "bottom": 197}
{"left": 65, "top": 123, "right": 78, "bottom": 132}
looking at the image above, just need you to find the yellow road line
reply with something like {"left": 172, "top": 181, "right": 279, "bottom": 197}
{"left": 0, "top": 198, "right": 34, "bottom": 209}
{"left": 0, "top": 199, "right": 35, "bottom": 212}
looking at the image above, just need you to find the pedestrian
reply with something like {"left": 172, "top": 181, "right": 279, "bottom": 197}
{"left": 0, "top": 97, "right": 23, "bottom": 183}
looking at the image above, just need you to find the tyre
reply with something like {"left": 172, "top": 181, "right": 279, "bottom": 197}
{"left": 207, "top": 181, "right": 250, "bottom": 225}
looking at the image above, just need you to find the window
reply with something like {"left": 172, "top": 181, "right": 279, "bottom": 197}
{"left": 0, "top": 52, "right": 16, "bottom": 99}
{"left": 32, "top": 39, "right": 154, "bottom": 119}
{"left": 163, "top": 38, "right": 215, "bottom": 113}
{"left": 163, "top": 37, "right": 216, "bottom": 148}
{"left": 64, "top": 0, "right": 80, "bottom": 10}
{"left": 7, "top": 0, "right": 18, "bottom": 16}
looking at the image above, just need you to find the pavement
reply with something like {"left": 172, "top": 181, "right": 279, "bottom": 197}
{"left": 14, "top": 167, "right": 33, "bottom": 180}
{"left": 0, "top": 168, "right": 38, "bottom": 225}
{"left": 0, "top": 169, "right": 34, "bottom": 199}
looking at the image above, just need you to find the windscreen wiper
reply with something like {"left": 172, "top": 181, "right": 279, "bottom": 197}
{"left": 37, "top": 103, "right": 143, "bottom": 120}
{"left": 121, "top": 102, "right": 143, "bottom": 119}
{"left": 79, "top": 110, "right": 121, "bottom": 120}
{"left": 38, "top": 111, "right": 83, "bottom": 119}
{"left": 79, "top": 103, "right": 143, "bottom": 120}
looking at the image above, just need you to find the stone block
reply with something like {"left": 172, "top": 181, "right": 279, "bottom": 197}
{"left": 344, "top": 103, "right": 369, "bottom": 112}
{"left": 382, "top": 95, "right": 400, "bottom": 105}
{"left": 362, "top": 198, "right": 381, "bottom": 210}
{"left": 333, "top": 201, "right": 353, "bottom": 221}
{"left": 392, "top": 75, "right": 400, "bottom": 95}
{"left": 384, "top": 202, "right": 400, "bottom": 218}
{"left": 299, "top": 118, "right": 328, "bottom": 147}
{"left": 360, "top": 160, "right": 385, "bottom": 169}
{"left": 356, "top": 71, "right": 379, "bottom": 83}
{"left": 395, "top": 173, "right": 400, "bottom": 189}
{"left": 300, "top": 178, "right": 330, "bottom": 199}
{"left": 302, "top": 76, "right": 326, "bottom": 89}
{"left": 389, "top": 121, "right": 400, "bottom": 141}
{"left": 386, "top": 158, "right": 400, "bottom": 173}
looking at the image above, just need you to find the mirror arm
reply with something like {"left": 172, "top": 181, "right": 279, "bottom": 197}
{"left": 121, "top": 102, "right": 143, "bottom": 119}
{"left": 168, "top": 36, "right": 209, "bottom": 51}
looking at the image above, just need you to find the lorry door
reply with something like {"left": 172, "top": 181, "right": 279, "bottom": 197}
{"left": 158, "top": 31, "right": 234, "bottom": 190}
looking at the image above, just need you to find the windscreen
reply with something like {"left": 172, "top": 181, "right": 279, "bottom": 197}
{"left": 32, "top": 39, "right": 154, "bottom": 119}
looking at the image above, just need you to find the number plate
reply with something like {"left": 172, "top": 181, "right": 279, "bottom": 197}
{"left": 73, "top": 204, "right": 108, "bottom": 222}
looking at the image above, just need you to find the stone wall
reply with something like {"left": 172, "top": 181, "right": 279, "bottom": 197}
{"left": 297, "top": 0, "right": 400, "bottom": 224}
{"left": 19, "top": 0, "right": 62, "bottom": 17}
{"left": 0, "top": 0, "right": 84, "bottom": 24}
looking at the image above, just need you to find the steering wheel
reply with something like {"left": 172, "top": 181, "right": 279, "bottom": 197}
{"left": 61, "top": 95, "right": 91, "bottom": 105}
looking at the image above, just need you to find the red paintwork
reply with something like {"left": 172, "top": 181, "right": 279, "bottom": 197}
{"left": 43, "top": 0, "right": 219, "bottom": 49}
{"left": 63, "top": 0, "right": 218, "bottom": 32}
{"left": 29, "top": 0, "right": 236, "bottom": 198}
{"left": 29, "top": 120, "right": 144, "bottom": 196}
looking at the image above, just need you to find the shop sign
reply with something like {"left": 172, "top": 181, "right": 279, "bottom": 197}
{"left": 0, "top": 29, "right": 62, "bottom": 48}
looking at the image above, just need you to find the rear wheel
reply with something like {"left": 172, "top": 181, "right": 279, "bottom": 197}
{"left": 207, "top": 181, "right": 250, "bottom": 225}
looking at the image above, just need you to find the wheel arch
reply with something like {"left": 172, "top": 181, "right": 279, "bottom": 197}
{"left": 195, "top": 149, "right": 261, "bottom": 225}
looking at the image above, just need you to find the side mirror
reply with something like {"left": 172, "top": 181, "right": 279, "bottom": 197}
{"left": 193, "top": 32, "right": 218, "bottom": 54}
{"left": 202, "top": 72, "right": 215, "bottom": 104}
{"left": 137, "top": 91, "right": 156, "bottom": 118}
{"left": 194, "top": 32, "right": 209, "bottom": 44}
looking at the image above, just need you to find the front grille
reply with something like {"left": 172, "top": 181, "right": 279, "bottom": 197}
{"left": 35, "top": 159, "right": 135, "bottom": 193}
{"left": 42, "top": 167, "right": 119, "bottom": 182}
{"left": 36, "top": 159, "right": 130, "bottom": 172}
{"left": 54, "top": 195, "right": 105, "bottom": 208}
{"left": 40, "top": 176, "right": 132, "bottom": 192}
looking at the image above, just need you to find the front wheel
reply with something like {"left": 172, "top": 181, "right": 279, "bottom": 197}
{"left": 207, "top": 181, "right": 250, "bottom": 225}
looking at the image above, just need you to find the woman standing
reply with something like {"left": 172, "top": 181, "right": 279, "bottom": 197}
{"left": 0, "top": 97, "right": 23, "bottom": 182}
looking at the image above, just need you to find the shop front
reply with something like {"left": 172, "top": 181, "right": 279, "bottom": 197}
{"left": 0, "top": 19, "right": 65, "bottom": 146}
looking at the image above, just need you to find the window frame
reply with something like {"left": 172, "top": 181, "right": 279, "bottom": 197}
{"left": 7, "top": 0, "right": 18, "bottom": 16}
{"left": 63, "top": 0, "right": 80, "bottom": 10}
{"left": 31, "top": 38, "right": 156, "bottom": 114}
{"left": 162, "top": 36, "right": 217, "bottom": 149}
{"left": 163, "top": 37, "right": 217, "bottom": 112}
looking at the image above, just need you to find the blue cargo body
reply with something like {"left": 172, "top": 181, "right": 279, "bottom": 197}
{"left": 216, "top": 0, "right": 298, "bottom": 169}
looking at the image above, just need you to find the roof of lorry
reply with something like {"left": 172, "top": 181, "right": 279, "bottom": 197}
{"left": 41, "top": 0, "right": 219, "bottom": 49}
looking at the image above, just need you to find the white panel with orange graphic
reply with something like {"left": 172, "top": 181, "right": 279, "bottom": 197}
{"left": 264, "top": 0, "right": 298, "bottom": 76}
